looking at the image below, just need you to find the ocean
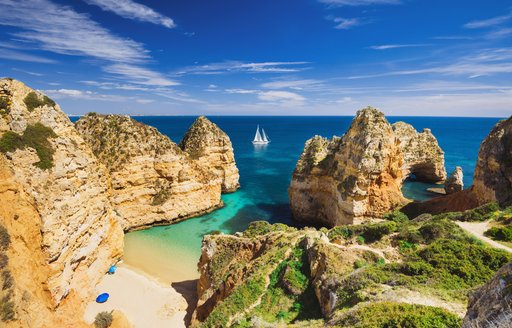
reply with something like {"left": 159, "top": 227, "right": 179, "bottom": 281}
{"left": 72, "top": 116, "right": 502, "bottom": 282}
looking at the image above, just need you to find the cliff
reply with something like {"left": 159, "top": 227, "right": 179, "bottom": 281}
{"left": 0, "top": 78, "right": 123, "bottom": 325}
{"left": 472, "top": 116, "right": 512, "bottom": 207}
{"left": 289, "top": 107, "right": 445, "bottom": 227}
{"left": 463, "top": 262, "right": 512, "bottom": 328}
{"left": 75, "top": 114, "right": 224, "bottom": 231}
{"left": 192, "top": 207, "right": 511, "bottom": 327}
{"left": 179, "top": 116, "right": 240, "bottom": 193}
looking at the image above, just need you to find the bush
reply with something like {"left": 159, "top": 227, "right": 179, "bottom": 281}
{"left": 0, "top": 123, "right": 58, "bottom": 170}
{"left": 334, "top": 301, "right": 462, "bottom": 328}
{"left": 0, "top": 297, "right": 15, "bottom": 322}
{"left": 151, "top": 187, "right": 170, "bottom": 206}
{"left": 94, "top": 311, "right": 113, "bottom": 328}
{"left": 458, "top": 202, "right": 500, "bottom": 222}
{"left": 383, "top": 210, "right": 409, "bottom": 224}
{"left": 0, "top": 254, "right": 8, "bottom": 270}
{"left": 485, "top": 226, "right": 512, "bottom": 242}
{"left": 23, "top": 92, "right": 55, "bottom": 112}
{"left": 1, "top": 271, "right": 13, "bottom": 290}
{"left": 0, "top": 226, "right": 9, "bottom": 251}
{"left": 361, "top": 221, "right": 398, "bottom": 243}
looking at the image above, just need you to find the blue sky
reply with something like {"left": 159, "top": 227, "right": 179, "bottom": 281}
{"left": 0, "top": 0, "right": 511, "bottom": 116}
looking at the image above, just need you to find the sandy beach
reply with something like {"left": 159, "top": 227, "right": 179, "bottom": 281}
{"left": 84, "top": 264, "right": 197, "bottom": 328}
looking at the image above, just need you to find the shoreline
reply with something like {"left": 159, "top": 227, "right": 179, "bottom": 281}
{"left": 84, "top": 264, "right": 197, "bottom": 328}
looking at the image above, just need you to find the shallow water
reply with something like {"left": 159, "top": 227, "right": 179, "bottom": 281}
{"left": 75, "top": 116, "right": 502, "bottom": 282}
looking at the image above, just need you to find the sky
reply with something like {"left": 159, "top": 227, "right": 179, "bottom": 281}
{"left": 0, "top": 0, "right": 511, "bottom": 117}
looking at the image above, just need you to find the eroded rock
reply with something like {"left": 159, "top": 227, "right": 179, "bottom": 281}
{"left": 445, "top": 166, "right": 464, "bottom": 194}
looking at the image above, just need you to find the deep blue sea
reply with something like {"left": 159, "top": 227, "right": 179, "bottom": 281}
{"left": 71, "top": 116, "right": 502, "bottom": 282}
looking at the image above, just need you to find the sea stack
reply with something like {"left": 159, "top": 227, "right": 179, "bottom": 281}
{"left": 444, "top": 166, "right": 464, "bottom": 194}
{"left": 75, "top": 114, "right": 224, "bottom": 231}
{"left": 289, "top": 107, "right": 446, "bottom": 227}
{"left": 0, "top": 78, "right": 123, "bottom": 325}
{"left": 180, "top": 116, "right": 240, "bottom": 193}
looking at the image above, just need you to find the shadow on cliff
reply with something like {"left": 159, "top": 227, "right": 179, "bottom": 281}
{"left": 172, "top": 279, "right": 198, "bottom": 326}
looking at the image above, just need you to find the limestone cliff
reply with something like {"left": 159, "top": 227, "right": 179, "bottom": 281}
{"left": 192, "top": 211, "right": 510, "bottom": 327}
{"left": 472, "top": 116, "right": 512, "bottom": 207}
{"left": 75, "top": 114, "right": 223, "bottom": 231}
{"left": 445, "top": 166, "right": 464, "bottom": 194}
{"left": 289, "top": 107, "right": 445, "bottom": 227}
{"left": 392, "top": 122, "right": 446, "bottom": 182}
{"left": 179, "top": 116, "right": 240, "bottom": 193}
{"left": 0, "top": 78, "right": 123, "bottom": 324}
{"left": 463, "top": 262, "right": 512, "bottom": 328}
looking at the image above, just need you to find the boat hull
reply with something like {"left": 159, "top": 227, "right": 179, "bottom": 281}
{"left": 252, "top": 141, "right": 270, "bottom": 145}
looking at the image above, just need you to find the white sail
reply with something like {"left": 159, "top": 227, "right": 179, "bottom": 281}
{"left": 262, "top": 128, "right": 269, "bottom": 142}
{"left": 253, "top": 125, "right": 263, "bottom": 142}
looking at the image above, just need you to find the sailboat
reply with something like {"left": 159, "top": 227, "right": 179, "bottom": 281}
{"left": 252, "top": 125, "right": 270, "bottom": 144}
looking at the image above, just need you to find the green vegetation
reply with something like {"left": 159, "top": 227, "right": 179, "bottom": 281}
{"left": 485, "top": 226, "right": 512, "bottom": 242}
{"left": 0, "top": 224, "right": 14, "bottom": 322}
{"left": 329, "top": 220, "right": 398, "bottom": 243}
{"left": 334, "top": 302, "right": 462, "bottom": 328}
{"left": 384, "top": 210, "right": 410, "bottom": 224}
{"left": 437, "top": 202, "right": 500, "bottom": 222}
{"left": 0, "top": 96, "right": 9, "bottom": 115}
{"left": 23, "top": 91, "right": 55, "bottom": 112}
{"left": 0, "top": 123, "right": 57, "bottom": 170}
{"left": 94, "top": 311, "right": 113, "bottom": 328}
{"left": 243, "top": 220, "right": 296, "bottom": 238}
{"left": 152, "top": 187, "right": 170, "bottom": 206}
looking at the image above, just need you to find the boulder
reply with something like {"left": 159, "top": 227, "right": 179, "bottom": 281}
{"left": 445, "top": 166, "right": 464, "bottom": 194}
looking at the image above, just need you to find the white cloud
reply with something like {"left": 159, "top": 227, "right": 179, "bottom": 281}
{"left": 104, "top": 64, "right": 179, "bottom": 86}
{"left": 319, "top": 0, "right": 400, "bottom": 6}
{"left": 175, "top": 61, "right": 310, "bottom": 75}
{"left": 11, "top": 68, "right": 44, "bottom": 76}
{"left": 225, "top": 89, "right": 258, "bottom": 94}
{"left": 368, "top": 44, "right": 430, "bottom": 50}
{"left": 0, "top": 47, "right": 56, "bottom": 64}
{"left": 258, "top": 91, "right": 305, "bottom": 106}
{"left": 261, "top": 79, "right": 322, "bottom": 90}
{"left": 45, "top": 88, "right": 130, "bottom": 101}
{"left": 464, "top": 13, "right": 512, "bottom": 29}
{"left": 331, "top": 17, "right": 361, "bottom": 29}
{"left": 83, "top": 0, "right": 175, "bottom": 28}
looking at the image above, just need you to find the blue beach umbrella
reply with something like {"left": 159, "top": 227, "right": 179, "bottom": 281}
{"left": 108, "top": 265, "right": 117, "bottom": 274}
{"left": 95, "top": 293, "right": 109, "bottom": 303}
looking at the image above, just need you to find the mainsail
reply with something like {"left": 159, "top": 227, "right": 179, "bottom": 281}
{"left": 253, "top": 125, "right": 263, "bottom": 142}
{"left": 262, "top": 128, "right": 269, "bottom": 142}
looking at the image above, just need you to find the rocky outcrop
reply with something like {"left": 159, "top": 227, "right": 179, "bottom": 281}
{"left": 392, "top": 122, "right": 446, "bottom": 182}
{"left": 472, "top": 117, "right": 512, "bottom": 207}
{"left": 0, "top": 78, "right": 123, "bottom": 324}
{"left": 289, "top": 107, "right": 445, "bottom": 227}
{"left": 179, "top": 116, "right": 240, "bottom": 193}
{"left": 463, "top": 262, "right": 512, "bottom": 328}
{"left": 75, "top": 114, "right": 224, "bottom": 231}
{"left": 445, "top": 166, "right": 464, "bottom": 194}
{"left": 192, "top": 215, "right": 508, "bottom": 327}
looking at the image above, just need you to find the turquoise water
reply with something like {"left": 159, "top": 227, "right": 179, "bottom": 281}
{"left": 71, "top": 116, "right": 503, "bottom": 281}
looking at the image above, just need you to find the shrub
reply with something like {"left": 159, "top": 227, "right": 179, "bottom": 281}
{"left": 354, "top": 260, "right": 367, "bottom": 269}
{"left": 0, "top": 297, "right": 15, "bottom": 322}
{"left": 1, "top": 271, "right": 13, "bottom": 290}
{"left": 151, "top": 187, "right": 170, "bottom": 206}
{"left": 485, "top": 226, "right": 512, "bottom": 242}
{"left": 334, "top": 301, "right": 462, "bottom": 328}
{"left": 458, "top": 202, "right": 500, "bottom": 222}
{"left": 94, "top": 311, "right": 113, "bottom": 328}
{"left": 0, "top": 123, "right": 58, "bottom": 170}
{"left": 0, "top": 254, "right": 8, "bottom": 270}
{"left": 356, "top": 236, "right": 365, "bottom": 244}
{"left": 361, "top": 221, "right": 398, "bottom": 243}
{"left": 23, "top": 92, "right": 55, "bottom": 112}
{"left": 383, "top": 210, "right": 409, "bottom": 224}
{"left": 0, "top": 226, "right": 9, "bottom": 251}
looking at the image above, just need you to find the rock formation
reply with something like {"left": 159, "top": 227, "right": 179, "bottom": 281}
{"left": 463, "top": 262, "right": 512, "bottom": 328}
{"left": 192, "top": 214, "right": 509, "bottom": 327}
{"left": 445, "top": 166, "right": 464, "bottom": 194}
{"left": 392, "top": 122, "right": 446, "bottom": 182}
{"left": 179, "top": 116, "right": 240, "bottom": 193}
{"left": 0, "top": 78, "right": 123, "bottom": 324}
{"left": 75, "top": 114, "right": 224, "bottom": 231}
{"left": 289, "top": 107, "right": 446, "bottom": 227}
{"left": 472, "top": 117, "right": 512, "bottom": 207}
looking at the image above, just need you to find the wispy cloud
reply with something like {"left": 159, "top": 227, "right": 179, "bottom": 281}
{"left": 83, "top": 0, "right": 175, "bottom": 28}
{"left": 0, "top": 47, "right": 56, "bottom": 63}
{"left": 464, "top": 13, "right": 512, "bottom": 29}
{"left": 261, "top": 79, "right": 323, "bottom": 90}
{"left": 319, "top": 0, "right": 400, "bottom": 6}
{"left": 0, "top": 0, "right": 177, "bottom": 87}
{"left": 331, "top": 17, "right": 362, "bottom": 29}
{"left": 368, "top": 44, "right": 430, "bottom": 50}
{"left": 348, "top": 48, "right": 512, "bottom": 79}
{"left": 258, "top": 91, "right": 305, "bottom": 106}
{"left": 175, "top": 61, "right": 310, "bottom": 75}
{"left": 11, "top": 68, "right": 44, "bottom": 76}
{"left": 45, "top": 88, "right": 132, "bottom": 101}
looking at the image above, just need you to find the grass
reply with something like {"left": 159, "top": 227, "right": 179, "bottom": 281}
{"left": 0, "top": 123, "right": 57, "bottom": 170}
{"left": 328, "top": 220, "right": 398, "bottom": 244}
{"left": 23, "top": 92, "right": 55, "bottom": 112}
{"left": 333, "top": 301, "right": 462, "bottom": 328}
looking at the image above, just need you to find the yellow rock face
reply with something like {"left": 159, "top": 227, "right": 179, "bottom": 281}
{"left": 0, "top": 78, "right": 124, "bottom": 324}
{"left": 75, "top": 114, "right": 225, "bottom": 231}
